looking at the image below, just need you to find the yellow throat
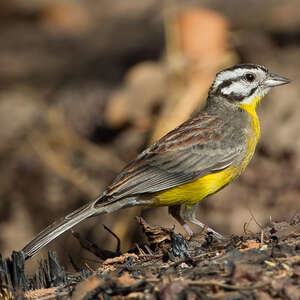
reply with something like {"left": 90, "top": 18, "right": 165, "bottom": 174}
{"left": 239, "top": 94, "right": 262, "bottom": 139}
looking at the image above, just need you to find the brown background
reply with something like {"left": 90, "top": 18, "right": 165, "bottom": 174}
{"left": 0, "top": 0, "right": 299, "bottom": 271}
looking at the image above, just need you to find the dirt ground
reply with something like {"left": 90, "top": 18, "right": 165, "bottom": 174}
{"left": 0, "top": 0, "right": 300, "bottom": 298}
{"left": 1, "top": 217, "right": 300, "bottom": 299}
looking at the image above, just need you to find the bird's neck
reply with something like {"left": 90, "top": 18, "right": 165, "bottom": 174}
{"left": 205, "top": 94, "right": 262, "bottom": 140}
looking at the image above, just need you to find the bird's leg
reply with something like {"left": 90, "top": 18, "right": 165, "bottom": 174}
{"left": 183, "top": 204, "right": 225, "bottom": 239}
{"left": 168, "top": 205, "right": 194, "bottom": 236}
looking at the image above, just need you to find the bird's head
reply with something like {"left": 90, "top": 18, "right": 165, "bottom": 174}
{"left": 209, "top": 64, "right": 291, "bottom": 110}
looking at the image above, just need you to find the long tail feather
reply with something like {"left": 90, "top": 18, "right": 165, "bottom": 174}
{"left": 22, "top": 201, "right": 98, "bottom": 259}
{"left": 22, "top": 195, "right": 147, "bottom": 259}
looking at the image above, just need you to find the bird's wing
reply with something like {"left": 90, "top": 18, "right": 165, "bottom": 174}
{"left": 104, "top": 113, "right": 244, "bottom": 200}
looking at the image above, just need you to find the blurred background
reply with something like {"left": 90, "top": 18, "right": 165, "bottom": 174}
{"left": 0, "top": 0, "right": 299, "bottom": 270}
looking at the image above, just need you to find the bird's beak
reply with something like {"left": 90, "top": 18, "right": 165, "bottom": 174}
{"left": 263, "top": 72, "right": 291, "bottom": 87}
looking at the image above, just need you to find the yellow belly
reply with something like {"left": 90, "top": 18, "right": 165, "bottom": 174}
{"left": 155, "top": 167, "right": 237, "bottom": 206}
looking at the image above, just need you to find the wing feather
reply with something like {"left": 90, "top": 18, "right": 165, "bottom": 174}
{"left": 104, "top": 113, "right": 245, "bottom": 199}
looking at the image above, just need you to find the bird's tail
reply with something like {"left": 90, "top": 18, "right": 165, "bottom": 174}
{"left": 22, "top": 194, "right": 152, "bottom": 259}
{"left": 22, "top": 197, "right": 102, "bottom": 259}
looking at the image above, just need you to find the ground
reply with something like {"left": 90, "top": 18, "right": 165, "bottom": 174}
{"left": 1, "top": 217, "right": 300, "bottom": 299}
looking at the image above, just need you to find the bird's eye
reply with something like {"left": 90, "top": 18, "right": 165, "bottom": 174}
{"left": 245, "top": 73, "right": 255, "bottom": 82}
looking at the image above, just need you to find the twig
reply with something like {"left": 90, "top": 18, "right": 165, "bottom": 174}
{"left": 103, "top": 224, "right": 121, "bottom": 253}
{"left": 248, "top": 209, "right": 263, "bottom": 230}
{"left": 243, "top": 216, "right": 254, "bottom": 235}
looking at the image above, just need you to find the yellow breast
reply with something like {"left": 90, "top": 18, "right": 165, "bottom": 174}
{"left": 154, "top": 167, "right": 237, "bottom": 206}
{"left": 154, "top": 95, "right": 262, "bottom": 207}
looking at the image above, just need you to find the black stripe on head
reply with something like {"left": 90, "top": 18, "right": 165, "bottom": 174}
{"left": 248, "top": 86, "right": 258, "bottom": 97}
{"left": 220, "top": 63, "right": 268, "bottom": 74}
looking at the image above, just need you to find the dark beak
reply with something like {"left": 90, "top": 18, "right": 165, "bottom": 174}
{"left": 263, "top": 72, "right": 292, "bottom": 87}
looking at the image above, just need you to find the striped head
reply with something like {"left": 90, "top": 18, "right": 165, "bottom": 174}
{"left": 209, "top": 64, "right": 291, "bottom": 108}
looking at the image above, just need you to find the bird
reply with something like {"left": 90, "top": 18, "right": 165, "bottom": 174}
{"left": 22, "top": 64, "right": 291, "bottom": 259}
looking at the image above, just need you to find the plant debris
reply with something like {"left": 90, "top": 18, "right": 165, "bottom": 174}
{"left": 1, "top": 218, "right": 299, "bottom": 299}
